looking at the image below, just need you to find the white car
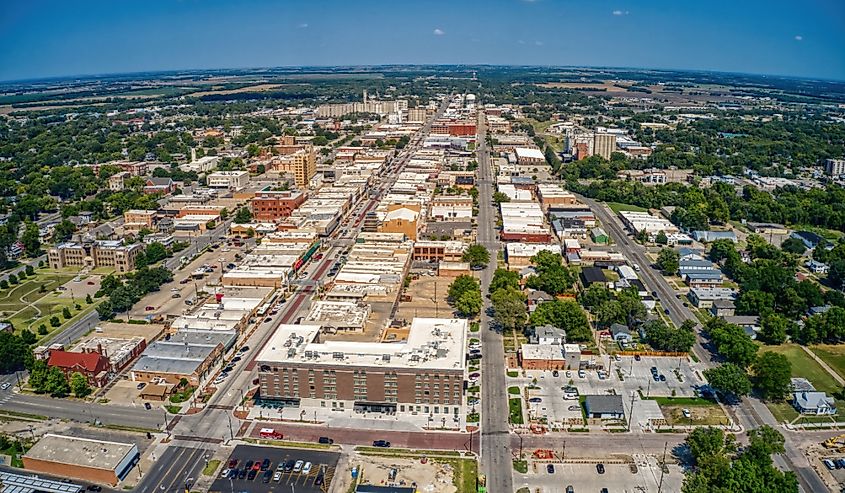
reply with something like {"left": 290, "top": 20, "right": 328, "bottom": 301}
{"left": 302, "top": 462, "right": 312, "bottom": 474}
{"left": 293, "top": 460, "right": 304, "bottom": 473}
{"left": 0, "top": 382, "right": 10, "bottom": 390}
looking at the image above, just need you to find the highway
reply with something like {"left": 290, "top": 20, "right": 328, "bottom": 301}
{"left": 580, "top": 195, "right": 828, "bottom": 493}
{"left": 476, "top": 112, "right": 515, "bottom": 493}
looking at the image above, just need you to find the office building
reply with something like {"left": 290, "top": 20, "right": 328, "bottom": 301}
{"left": 825, "top": 158, "right": 845, "bottom": 177}
{"left": 48, "top": 239, "right": 142, "bottom": 273}
{"left": 251, "top": 190, "right": 307, "bottom": 222}
{"left": 207, "top": 170, "right": 249, "bottom": 190}
{"left": 270, "top": 146, "right": 316, "bottom": 187}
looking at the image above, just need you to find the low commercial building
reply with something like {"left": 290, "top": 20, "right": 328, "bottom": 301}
{"left": 583, "top": 395, "right": 625, "bottom": 419}
{"left": 256, "top": 318, "right": 467, "bottom": 417}
{"left": 536, "top": 184, "right": 577, "bottom": 211}
{"left": 123, "top": 209, "right": 156, "bottom": 232}
{"left": 618, "top": 210, "right": 678, "bottom": 237}
{"left": 22, "top": 434, "right": 139, "bottom": 486}
{"left": 687, "top": 287, "right": 737, "bottom": 308}
{"left": 207, "top": 170, "right": 249, "bottom": 190}
{"left": 304, "top": 301, "right": 370, "bottom": 333}
{"left": 519, "top": 344, "right": 565, "bottom": 370}
{"left": 47, "top": 349, "right": 111, "bottom": 387}
{"left": 505, "top": 243, "right": 561, "bottom": 270}
{"left": 130, "top": 330, "right": 235, "bottom": 386}
{"left": 0, "top": 471, "right": 83, "bottom": 493}
{"left": 500, "top": 202, "right": 551, "bottom": 243}
{"left": 412, "top": 240, "right": 467, "bottom": 262}
{"left": 251, "top": 190, "right": 307, "bottom": 221}
{"left": 514, "top": 147, "right": 546, "bottom": 166}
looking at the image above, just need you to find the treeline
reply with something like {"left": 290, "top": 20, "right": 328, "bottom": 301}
{"left": 95, "top": 266, "right": 173, "bottom": 320}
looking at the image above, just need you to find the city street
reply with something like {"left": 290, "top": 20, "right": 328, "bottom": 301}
{"left": 476, "top": 112, "right": 514, "bottom": 493}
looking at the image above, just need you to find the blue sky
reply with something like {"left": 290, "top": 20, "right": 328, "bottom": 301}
{"left": 1, "top": 0, "right": 844, "bottom": 81}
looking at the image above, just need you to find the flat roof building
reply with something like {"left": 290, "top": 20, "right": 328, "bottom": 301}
{"left": 256, "top": 318, "right": 467, "bottom": 416}
{"left": 23, "top": 434, "right": 139, "bottom": 486}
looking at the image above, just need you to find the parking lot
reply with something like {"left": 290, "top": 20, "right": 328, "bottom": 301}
{"left": 514, "top": 356, "right": 705, "bottom": 427}
{"left": 513, "top": 456, "right": 684, "bottom": 493}
{"left": 210, "top": 445, "right": 339, "bottom": 493}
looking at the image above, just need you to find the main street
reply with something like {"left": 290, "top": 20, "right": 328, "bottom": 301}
{"left": 580, "top": 195, "right": 827, "bottom": 493}
{"left": 476, "top": 112, "right": 515, "bottom": 493}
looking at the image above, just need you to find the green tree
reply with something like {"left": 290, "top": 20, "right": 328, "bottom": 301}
{"left": 578, "top": 284, "right": 613, "bottom": 308}
{"left": 655, "top": 230, "right": 668, "bottom": 245}
{"left": 525, "top": 251, "right": 573, "bottom": 296}
{"left": 455, "top": 289, "right": 482, "bottom": 318}
{"left": 448, "top": 275, "right": 479, "bottom": 302}
{"left": 489, "top": 268, "right": 520, "bottom": 294}
{"left": 462, "top": 244, "right": 490, "bottom": 269}
{"left": 70, "top": 372, "right": 92, "bottom": 398}
{"left": 45, "top": 367, "right": 70, "bottom": 397}
{"left": 21, "top": 222, "right": 41, "bottom": 257}
{"left": 780, "top": 237, "right": 807, "bottom": 255}
{"left": 643, "top": 319, "right": 696, "bottom": 352}
{"left": 685, "top": 427, "right": 735, "bottom": 465}
{"left": 7, "top": 274, "right": 17, "bottom": 285}
{"left": 703, "top": 364, "right": 752, "bottom": 399}
{"left": 758, "top": 313, "right": 790, "bottom": 345}
{"left": 19, "top": 329, "right": 36, "bottom": 345}
{"left": 234, "top": 207, "right": 253, "bottom": 224}
{"left": 491, "top": 287, "right": 527, "bottom": 331}
{"left": 85, "top": 294, "right": 93, "bottom": 304}
{"left": 143, "top": 242, "right": 168, "bottom": 265}
{"left": 707, "top": 319, "right": 759, "bottom": 368}
{"left": 657, "top": 248, "right": 680, "bottom": 275}
{"left": 50, "top": 316, "right": 61, "bottom": 327}
{"left": 752, "top": 351, "right": 792, "bottom": 401}
{"left": 25, "top": 265, "right": 34, "bottom": 276}
{"left": 528, "top": 300, "right": 591, "bottom": 341}
{"left": 62, "top": 306, "right": 72, "bottom": 319}
{"left": 492, "top": 191, "right": 510, "bottom": 204}
{"left": 0, "top": 332, "right": 33, "bottom": 372}
{"left": 53, "top": 219, "right": 77, "bottom": 242}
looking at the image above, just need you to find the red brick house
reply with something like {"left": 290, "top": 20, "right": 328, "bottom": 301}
{"left": 47, "top": 349, "right": 111, "bottom": 387}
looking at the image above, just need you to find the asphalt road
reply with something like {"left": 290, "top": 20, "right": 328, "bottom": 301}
{"left": 476, "top": 113, "right": 515, "bottom": 493}
{"left": 2, "top": 392, "right": 163, "bottom": 429}
{"left": 580, "top": 195, "right": 828, "bottom": 493}
{"left": 136, "top": 445, "right": 209, "bottom": 493}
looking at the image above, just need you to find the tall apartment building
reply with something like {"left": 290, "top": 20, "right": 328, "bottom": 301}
{"left": 593, "top": 133, "right": 617, "bottom": 160}
{"left": 407, "top": 108, "right": 428, "bottom": 123}
{"left": 255, "top": 318, "right": 467, "bottom": 416}
{"left": 270, "top": 146, "right": 316, "bottom": 187}
{"left": 48, "top": 239, "right": 143, "bottom": 273}
{"left": 251, "top": 190, "right": 307, "bottom": 221}
{"left": 825, "top": 158, "right": 845, "bottom": 177}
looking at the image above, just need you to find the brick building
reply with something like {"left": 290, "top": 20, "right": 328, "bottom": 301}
{"left": 251, "top": 190, "right": 307, "bottom": 221}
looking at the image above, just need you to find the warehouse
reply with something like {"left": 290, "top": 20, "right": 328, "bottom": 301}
{"left": 22, "top": 434, "right": 139, "bottom": 486}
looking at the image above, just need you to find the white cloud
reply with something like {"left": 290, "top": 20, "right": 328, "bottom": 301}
{"left": 794, "top": 35, "right": 803, "bottom": 41}
{"left": 612, "top": 10, "right": 630, "bottom": 16}
{"left": 433, "top": 28, "right": 445, "bottom": 36}
{"left": 535, "top": 40, "right": 544, "bottom": 46}
{"left": 517, "top": 39, "right": 526, "bottom": 45}
{"left": 298, "top": 23, "right": 309, "bottom": 29}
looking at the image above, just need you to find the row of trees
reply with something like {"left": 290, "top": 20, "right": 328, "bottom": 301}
{"left": 447, "top": 275, "right": 482, "bottom": 318}
{"left": 95, "top": 266, "right": 173, "bottom": 320}
{"left": 27, "top": 360, "right": 91, "bottom": 398}
{"left": 703, "top": 318, "right": 793, "bottom": 401}
{"left": 683, "top": 426, "right": 798, "bottom": 492}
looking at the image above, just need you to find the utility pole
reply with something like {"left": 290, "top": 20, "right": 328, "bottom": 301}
{"left": 657, "top": 441, "right": 668, "bottom": 493}
{"left": 627, "top": 391, "right": 636, "bottom": 431}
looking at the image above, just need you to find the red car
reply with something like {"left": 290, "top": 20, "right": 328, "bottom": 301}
{"left": 314, "top": 253, "right": 324, "bottom": 260}
{"left": 228, "top": 458, "right": 239, "bottom": 469}
{"left": 145, "top": 306, "right": 155, "bottom": 311}
{"left": 251, "top": 460, "right": 262, "bottom": 471}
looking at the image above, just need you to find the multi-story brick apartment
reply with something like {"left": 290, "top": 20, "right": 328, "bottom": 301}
{"left": 48, "top": 239, "right": 143, "bottom": 273}
{"left": 269, "top": 145, "right": 316, "bottom": 187}
{"left": 255, "top": 318, "right": 467, "bottom": 417}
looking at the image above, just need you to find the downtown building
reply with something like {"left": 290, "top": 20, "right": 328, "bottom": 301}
{"left": 255, "top": 318, "right": 467, "bottom": 417}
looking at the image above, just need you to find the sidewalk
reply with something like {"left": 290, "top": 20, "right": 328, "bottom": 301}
{"left": 245, "top": 405, "right": 466, "bottom": 432}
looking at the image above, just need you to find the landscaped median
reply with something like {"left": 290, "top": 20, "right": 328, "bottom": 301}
{"left": 509, "top": 397, "right": 524, "bottom": 425}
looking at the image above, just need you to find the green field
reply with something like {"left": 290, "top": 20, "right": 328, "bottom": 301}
{"left": 810, "top": 345, "right": 845, "bottom": 381}
{"left": 0, "top": 269, "right": 99, "bottom": 340}
{"left": 509, "top": 398, "right": 524, "bottom": 424}
{"left": 607, "top": 202, "right": 648, "bottom": 213}
{"left": 763, "top": 344, "right": 839, "bottom": 393}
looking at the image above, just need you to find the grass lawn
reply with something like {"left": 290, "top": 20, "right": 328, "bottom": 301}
{"left": 606, "top": 202, "right": 648, "bottom": 214}
{"left": 508, "top": 386, "right": 521, "bottom": 395}
{"left": 661, "top": 403, "right": 728, "bottom": 426}
{"left": 763, "top": 344, "right": 839, "bottom": 394}
{"left": 509, "top": 398, "right": 524, "bottom": 425}
{"left": 507, "top": 371, "right": 519, "bottom": 378}
{"left": 810, "top": 344, "right": 845, "bottom": 381}
{"left": 512, "top": 459, "right": 528, "bottom": 473}
{"left": 201, "top": 459, "right": 220, "bottom": 476}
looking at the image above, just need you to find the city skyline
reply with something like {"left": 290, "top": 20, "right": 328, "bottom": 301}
{"left": 2, "top": 0, "right": 844, "bottom": 82}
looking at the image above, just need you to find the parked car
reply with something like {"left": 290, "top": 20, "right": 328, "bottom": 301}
{"left": 546, "top": 464, "right": 555, "bottom": 473}
{"left": 144, "top": 402, "right": 152, "bottom": 410}
{"left": 293, "top": 460, "right": 304, "bottom": 473}
{"left": 634, "top": 355, "right": 641, "bottom": 361}
{"left": 261, "top": 458, "right": 271, "bottom": 470}
{"left": 373, "top": 440, "right": 391, "bottom": 447}
{"left": 529, "top": 397, "right": 542, "bottom": 403}
{"left": 228, "top": 458, "right": 239, "bottom": 469}
{"left": 273, "top": 471, "right": 282, "bottom": 481}
{"left": 552, "top": 370, "right": 559, "bottom": 377}
{"left": 824, "top": 459, "right": 836, "bottom": 470}
{"left": 596, "top": 463, "right": 605, "bottom": 474}
{"left": 566, "top": 486, "right": 574, "bottom": 493}
{"left": 283, "top": 460, "right": 295, "bottom": 472}
{"left": 318, "top": 436, "right": 333, "bottom": 444}
{"left": 86, "top": 486, "right": 102, "bottom": 492}
{"left": 262, "top": 470, "right": 272, "bottom": 483}
{"left": 247, "top": 469, "right": 257, "bottom": 480}
{"left": 302, "top": 462, "right": 312, "bottom": 474}
{"left": 136, "top": 382, "right": 146, "bottom": 390}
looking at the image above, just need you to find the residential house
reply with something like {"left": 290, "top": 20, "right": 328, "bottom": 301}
{"left": 580, "top": 266, "right": 608, "bottom": 287}
{"left": 143, "top": 177, "right": 175, "bottom": 195}
{"left": 531, "top": 325, "right": 566, "bottom": 345}
{"left": 527, "top": 290, "right": 554, "bottom": 313}
{"left": 692, "top": 230, "right": 738, "bottom": 243}
{"left": 710, "top": 299, "right": 736, "bottom": 317}
{"left": 792, "top": 391, "right": 837, "bottom": 415}
{"left": 791, "top": 230, "right": 824, "bottom": 250}
{"left": 610, "top": 323, "right": 632, "bottom": 343}
{"left": 806, "top": 260, "right": 830, "bottom": 274}
{"left": 47, "top": 349, "right": 111, "bottom": 388}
